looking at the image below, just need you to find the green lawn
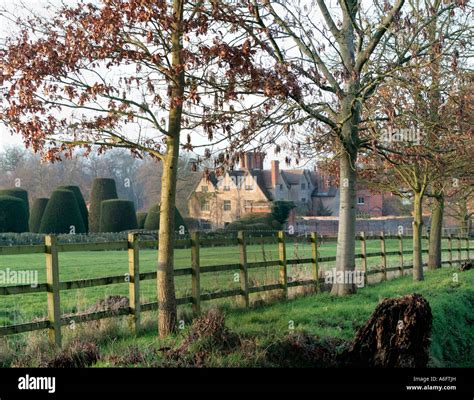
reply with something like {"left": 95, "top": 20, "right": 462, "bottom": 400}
{"left": 0, "top": 237, "right": 470, "bottom": 329}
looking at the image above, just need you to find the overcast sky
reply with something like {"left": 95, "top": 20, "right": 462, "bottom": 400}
{"left": 0, "top": 0, "right": 56, "bottom": 151}
{"left": 0, "top": 0, "right": 353, "bottom": 171}
{"left": 0, "top": 0, "right": 308, "bottom": 169}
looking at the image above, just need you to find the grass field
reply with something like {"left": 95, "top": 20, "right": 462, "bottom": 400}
{"left": 2, "top": 267, "right": 471, "bottom": 368}
{"left": 0, "top": 237, "right": 470, "bottom": 328}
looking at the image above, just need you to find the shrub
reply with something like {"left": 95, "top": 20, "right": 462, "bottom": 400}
{"left": 57, "top": 185, "right": 89, "bottom": 232}
{"left": 144, "top": 203, "right": 187, "bottom": 233}
{"left": 136, "top": 212, "right": 148, "bottom": 229}
{"left": 39, "top": 190, "right": 86, "bottom": 234}
{"left": 225, "top": 213, "right": 282, "bottom": 233}
{"left": 29, "top": 198, "right": 49, "bottom": 233}
{"left": 99, "top": 200, "right": 138, "bottom": 232}
{"left": 271, "top": 201, "right": 296, "bottom": 224}
{"left": 0, "top": 188, "right": 30, "bottom": 222}
{"left": 0, "top": 195, "right": 29, "bottom": 233}
{"left": 88, "top": 178, "right": 118, "bottom": 232}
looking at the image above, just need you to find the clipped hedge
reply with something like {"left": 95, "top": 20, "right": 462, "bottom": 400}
{"left": 89, "top": 178, "right": 118, "bottom": 232}
{"left": 0, "top": 195, "right": 29, "bottom": 233}
{"left": 99, "top": 200, "right": 138, "bottom": 232}
{"left": 29, "top": 198, "right": 49, "bottom": 233}
{"left": 39, "top": 190, "right": 86, "bottom": 234}
{"left": 144, "top": 203, "right": 187, "bottom": 233}
{"left": 0, "top": 188, "right": 30, "bottom": 222}
{"left": 57, "top": 185, "right": 89, "bottom": 232}
{"left": 225, "top": 213, "right": 282, "bottom": 234}
{"left": 136, "top": 212, "right": 148, "bottom": 229}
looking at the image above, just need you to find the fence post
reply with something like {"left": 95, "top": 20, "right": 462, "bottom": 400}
{"left": 380, "top": 231, "right": 387, "bottom": 281}
{"left": 466, "top": 236, "right": 470, "bottom": 261}
{"left": 191, "top": 231, "right": 201, "bottom": 316}
{"left": 45, "top": 235, "right": 61, "bottom": 348}
{"left": 448, "top": 234, "right": 453, "bottom": 267}
{"left": 457, "top": 235, "right": 462, "bottom": 266}
{"left": 311, "top": 232, "right": 320, "bottom": 292}
{"left": 238, "top": 231, "right": 249, "bottom": 307}
{"left": 278, "top": 231, "right": 288, "bottom": 299}
{"left": 360, "top": 232, "right": 368, "bottom": 286}
{"left": 398, "top": 233, "right": 404, "bottom": 277}
{"left": 128, "top": 233, "right": 140, "bottom": 334}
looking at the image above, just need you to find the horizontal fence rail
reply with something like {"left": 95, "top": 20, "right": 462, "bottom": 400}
{"left": 0, "top": 231, "right": 471, "bottom": 345}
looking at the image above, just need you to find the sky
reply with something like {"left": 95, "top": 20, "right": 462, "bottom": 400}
{"left": 0, "top": 0, "right": 306, "bottom": 168}
{"left": 0, "top": 0, "right": 52, "bottom": 150}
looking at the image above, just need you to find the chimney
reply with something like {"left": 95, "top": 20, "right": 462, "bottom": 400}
{"left": 240, "top": 151, "right": 265, "bottom": 170}
{"left": 250, "top": 152, "right": 264, "bottom": 170}
{"left": 271, "top": 160, "right": 279, "bottom": 187}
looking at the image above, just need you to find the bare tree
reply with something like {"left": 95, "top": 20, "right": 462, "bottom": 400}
{"left": 220, "top": 0, "right": 467, "bottom": 293}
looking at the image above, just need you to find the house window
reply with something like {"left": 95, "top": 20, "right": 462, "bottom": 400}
{"left": 244, "top": 200, "right": 252, "bottom": 208}
{"left": 301, "top": 198, "right": 306, "bottom": 203}
{"left": 279, "top": 184, "right": 283, "bottom": 190}
{"left": 245, "top": 185, "right": 253, "bottom": 191}
{"left": 201, "top": 185, "right": 208, "bottom": 192}
{"left": 223, "top": 185, "right": 230, "bottom": 192}
{"left": 301, "top": 183, "right": 306, "bottom": 190}
{"left": 201, "top": 201, "right": 210, "bottom": 211}
{"left": 201, "top": 220, "right": 211, "bottom": 230}
{"left": 224, "top": 200, "right": 231, "bottom": 211}
{"left": 357, "top": 197, "right": 365, "bottom": 205}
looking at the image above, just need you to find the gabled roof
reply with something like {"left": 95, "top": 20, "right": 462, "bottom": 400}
{"left": 190, "top": 169, "right": 273, "bottom": 201}
{"left": 281, "top": 169, "right": 314, "bottom": 186}
{"left": 250, "top": 170, "right": 273, "bottom": 201}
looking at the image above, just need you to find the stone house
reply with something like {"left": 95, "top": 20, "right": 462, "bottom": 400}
{"left": 188, "top": 152, "right": 391, "bottom": 230}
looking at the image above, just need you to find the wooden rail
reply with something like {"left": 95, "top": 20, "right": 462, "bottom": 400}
{"left": 0, "top": 232, "right": 471, "bottom": 344}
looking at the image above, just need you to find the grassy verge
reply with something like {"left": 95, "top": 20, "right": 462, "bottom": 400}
{"left": 2, "top": 267, "right": 470, "bottom": 368}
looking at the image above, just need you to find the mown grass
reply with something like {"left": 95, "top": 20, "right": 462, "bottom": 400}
{"left": 1, "top": 237, "right": 468, "bottom": 328}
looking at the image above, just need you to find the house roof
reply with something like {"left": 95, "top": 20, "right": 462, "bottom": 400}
{"left": 260, "top": 170, "right": 272, "bottom": 188}
{"left": 251, "top": 170, "right": 274, "bottom": 201}
{"left": 281, "top": 170, "right": 305, "bottom": 185}
{"left": 190, "top": 169, "right": 274, "bottom": 201}
{"left": 189, "top": 164, "right": 335, "bottom": 201}
{"left": 281, "top": 169, "right": 317, "bottom": 186}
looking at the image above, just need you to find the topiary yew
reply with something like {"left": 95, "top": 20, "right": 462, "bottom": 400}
{"left": 29, "top": 197, "right": 49, "bottom": 233}
{"left": 88, "top": 178, "right": 118, "bottom": 232}
{"left": 99, "top": 200, "right": 138, "bottom": 232}
{"left": 0, "top": 188, "right": 30, "bottom": 224}
{"left": 144, "top": 203, "right": 187, "bottom": 233}
{"left": 39, "top": 189, "right": 86, "bottom": 234}
{"left": 57, "top": 185, "right": 89, "bottom": 232}
{"left": 0, "top": 195, "right": 29, "bottom": 233}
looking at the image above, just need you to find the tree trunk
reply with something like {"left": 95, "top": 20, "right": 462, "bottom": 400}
{"left": 458, "top": 200, "right": 470, "bottom": 237}
{"left": 412, "top": 191, "right": 424, "bottom": 281}
{"left": 331, "top": 76, "right": 360, "bottom": 296}
{"left": 332, "top": 147, "right": 358, "bottom": 296}
{"left": 428, "top": 195, "right": 444, "bottom": 269}
{"left": 157, "top": 0, "right": 184, "bottom": 338}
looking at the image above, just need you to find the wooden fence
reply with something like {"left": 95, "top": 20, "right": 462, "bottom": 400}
{"left": 0, "top": 231, "right": 471, "bottom": 347}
